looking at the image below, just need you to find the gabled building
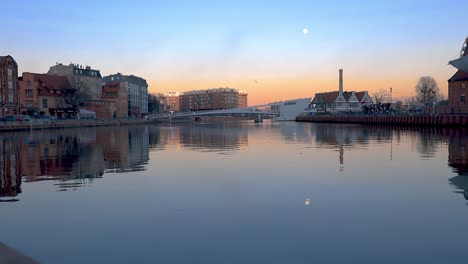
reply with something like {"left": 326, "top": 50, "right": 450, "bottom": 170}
{"left": 0, "top": 55, "right": 19, "bottom": 116}
{"left": 18, "top": 73, "right": 74, "bottom": 117}
{"left": 311, "top": 69, "right": 372, "bottom": 112}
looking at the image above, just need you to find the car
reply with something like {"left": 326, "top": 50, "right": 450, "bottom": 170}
{"left": 3, "top": 115, "right": 31, "bottom": 122}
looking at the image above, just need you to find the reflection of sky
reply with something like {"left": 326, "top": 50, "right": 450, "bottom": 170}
{"left": 1, "top": 123, "right": 468, "bottom": 263}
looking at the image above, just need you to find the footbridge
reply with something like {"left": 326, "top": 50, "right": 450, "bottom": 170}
{"left": 150, "top": 105, "right": 279, "bottom": 123}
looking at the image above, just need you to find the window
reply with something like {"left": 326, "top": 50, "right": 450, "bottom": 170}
{"left": 7, "top": 68, "right": 12, "bottom": 77}
{"left": 27, "top": 81, "right": 31, "bottom": 86}
{"left": 26, "top": 101, "right": 33, "bottom": 108}
{"left": 8, "top": 80, "right": 13, "bottom": 89}
{"left": 8, "top": 92, "right": 14, "bottom": 103}
{"left": 42, "top": 99, "right": 48, "bottom": 108}
{"left": 462, "top": 83, "right": 466, "bottom": 89}
{"left": 461, "top": 94, "right": 466, "bottom": 104}
{"left": 25, "top": 89, "right": 33, "bottom": 97}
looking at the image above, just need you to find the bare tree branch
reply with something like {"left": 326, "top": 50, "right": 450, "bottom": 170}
{"left": 372, "top": 88, "right": 391, "bottom": 105}
{"left": 415, "top": 76, "right": 440, "bottom": 106}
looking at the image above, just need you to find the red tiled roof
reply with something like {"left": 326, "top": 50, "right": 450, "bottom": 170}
{"left": 449, "top": 70, "right": 468, "bottom": 82}
{"left": 355, "top": 92, "right": 366, "bottom": 101}
{"left": 28, "top": 73, "right": 72, "bottom": 90}
{"left": 312, "top": 91, "right": 339, "bottom": 104}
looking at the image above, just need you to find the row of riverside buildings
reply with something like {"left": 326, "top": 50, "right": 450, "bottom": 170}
{"left": 0, "top": 56, "right": 148, "bottom": 119}
{"left": 159, "top": 88, "right": 248, "bottom": 113}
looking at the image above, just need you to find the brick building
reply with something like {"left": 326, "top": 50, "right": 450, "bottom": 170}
{"left": 103, "top": 73, "right": 148, "bottom": 118}
{"left": 101, "top": 82, "right": 128, "bottom": 118}
{"left": 448, "top": 70, "right": 468, "bottom": 114}
{"left": 238, "top": 91, "right": 248, "bottom": 108}
{"left": 0, "top": 55, "right": 19, "bottom": 117}
{"left": 179, "top": 88, "right": 241, "bottom": 112}
{"left": 18, "top": 73, "right": 74, "bottom": 117}
{"left": 166, "top": 92, "right": 180, "bottom": 112}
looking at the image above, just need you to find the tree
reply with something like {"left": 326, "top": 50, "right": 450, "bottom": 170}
{"left": 64, "top": 82, "right": 92, "bottom": 112}
{"left": 415, "top": 76, "right": 440, "bottom": 106}
{"left": 372, "top": 88, "right": 391, "bottom": 105}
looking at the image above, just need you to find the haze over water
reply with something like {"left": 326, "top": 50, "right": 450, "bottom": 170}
{"left": 1, "top": 122, "right": 468, "bottom": 263}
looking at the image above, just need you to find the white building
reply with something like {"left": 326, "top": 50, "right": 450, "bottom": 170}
{"left": 311, "top": 69, "right": 373, "bottom": 112}
{"left": 103, "top": 73, "right": 148, "bottom": 117}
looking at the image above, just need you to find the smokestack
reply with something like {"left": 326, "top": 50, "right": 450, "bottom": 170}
{"left": 339, "top": 69, "right": 343, "bottom": 94}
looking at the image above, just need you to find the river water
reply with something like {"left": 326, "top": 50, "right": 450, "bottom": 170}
{"left": 1, "top": 122, "right": 467, "bottom": 263}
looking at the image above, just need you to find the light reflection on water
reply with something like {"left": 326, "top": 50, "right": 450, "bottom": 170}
{"left": 1, "top": 122, "right": 468, "bottom": 263}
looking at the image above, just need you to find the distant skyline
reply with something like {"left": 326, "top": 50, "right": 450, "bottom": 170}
{"left": 3, "top": 0, "right": 467, "bottom": 105}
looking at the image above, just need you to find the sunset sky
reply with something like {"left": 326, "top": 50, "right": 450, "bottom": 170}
{"left": 3, "top": 0, "right": 467, "bottom": 105}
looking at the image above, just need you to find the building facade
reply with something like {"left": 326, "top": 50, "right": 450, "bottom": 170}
{"left": 179, "top": 88, "right": 241, "bottom": 112}
{"left": 48, "top": 63, "right": 102, "bottom": 100}
{"left": 166, "top": 92, "right": 180, "bottom": 112}
{"left": 312, "top": 70, "right": 372, "bottom": 112}
{"left": 0, "top": 55, "right": 19, "bottom": 116}
{"left": 448, "top": 70, "right": 468, "bottom": 114}
{"left": 103, "top": 73, "right": 148, "bottom": 117}
{"left": 238, "top": 90, "right": 248, "bottom": 108}
{"left": 101, "top": 82, "right": 128, "bottom": 118}
{"left": 18, "top": 73, "right": 74, "bottom": 117}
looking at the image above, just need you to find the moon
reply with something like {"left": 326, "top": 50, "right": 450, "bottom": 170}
{"left": 303, "top": 28, "right": 309, "bottom": 35}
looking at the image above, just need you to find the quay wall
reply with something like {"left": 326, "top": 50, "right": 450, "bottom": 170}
{"left": 296, "top": 115, "right": 468, "bottom": 127}
{"left": 0, "top": 119, "right": 151, "bottom": 132}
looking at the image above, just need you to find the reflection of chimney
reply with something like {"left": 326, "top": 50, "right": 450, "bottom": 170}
{"left": 339, "top": 69, "right": 343, "bottom": 94}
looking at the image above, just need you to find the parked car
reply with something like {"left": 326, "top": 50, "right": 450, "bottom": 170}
{"left": 4, "top": 115, "right": 31, "bottom": 122}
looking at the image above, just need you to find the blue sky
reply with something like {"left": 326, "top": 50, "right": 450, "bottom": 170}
{"left": 2, "top": 0, "right": 467, "bottom": 103}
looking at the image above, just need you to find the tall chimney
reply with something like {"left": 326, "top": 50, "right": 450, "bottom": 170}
{"left": 339, "top": 69, "right": 343, "bottom": 94}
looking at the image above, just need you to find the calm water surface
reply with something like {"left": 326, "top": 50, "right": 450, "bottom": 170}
{"left": 1, "top": 122, "right": 468, "bottom": 263}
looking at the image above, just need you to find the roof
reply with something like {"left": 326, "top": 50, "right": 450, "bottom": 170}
{"left": 462, "top": 36, "right": 468, "bottom": 57}
{"left": 0, "top": 55, "right": 16, "bottom": 66}
{"left": 449, "top": 70, "right": 468, "bottom": 82}
{"left": 312, "top": 91, "right": 339, "bottom": 104}
{"left": 355, "top": 92, "right": 366, "bottom": 101}
{"left": 26, "top": 73, "right": 72, "bottom": 90}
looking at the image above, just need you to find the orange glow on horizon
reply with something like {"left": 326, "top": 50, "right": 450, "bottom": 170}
{"left": 148, "top": 77, "right": 449, "bottom": 106}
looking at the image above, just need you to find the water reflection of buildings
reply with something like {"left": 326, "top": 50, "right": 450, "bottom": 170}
{"left": 0, "top": 136, "right": 22, "bottom": 201}
{"left": 447, "top": 129, "right": 468, "bottom": 202}
{"left": 153, "top": 124, "right": 248, "bottom": 152}
{"left": 0, "top": 126, "right": 150, "bottom": 199}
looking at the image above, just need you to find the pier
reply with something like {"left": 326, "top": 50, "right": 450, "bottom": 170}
{"left": 296, "top": 114, "right": 468, "bottom": 127}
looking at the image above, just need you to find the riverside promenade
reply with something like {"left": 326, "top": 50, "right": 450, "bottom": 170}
{"left": 0, "top": 119, "right": 151, "bottom": 132}
{"left": 296, "top": 114, "right": 468, "bottom": 127}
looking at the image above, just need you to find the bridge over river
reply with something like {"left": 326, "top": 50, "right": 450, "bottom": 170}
{"left": 149, "top": 105, "right": 280, "bottom": 123}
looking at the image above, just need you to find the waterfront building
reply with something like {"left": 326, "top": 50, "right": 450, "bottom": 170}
{"left": 101, "top": 82, "right": 128, "bottom": 118}
{"left": 312, "top": 69, "right": 372, "bottom": 112}
{"left": 448, "top": 70, "right": 468, "bottom": 114}
{"left": 0, "top": 55, "right": 19, "bottom": 116}
{"left": 48, "top": 63, "right": 103, "bottom": 100}
{"left": 238, "top": 90, "right": 248, "bottom": 108}
{"left": 166, "top": 92, "right": 180, "bottom": 112}
{"left": 179, "top": 88, "right": 241, "bottom": 112}
{"left": 103, "top": 73, "right": 148, "bottom": 117}
{"left": 18, "top": 73, "right": 74, "bottom": 117}
{"left": 448, "top": 36, "right": 468, "bottom": 114}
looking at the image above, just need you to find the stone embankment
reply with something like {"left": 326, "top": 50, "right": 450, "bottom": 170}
{"left": 296, "top": 115, "right": 468, "bottom": 127}
{"left": 0, "top": 119, "right": 151, "bottom": 132}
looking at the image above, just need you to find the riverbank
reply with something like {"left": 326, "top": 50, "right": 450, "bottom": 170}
{"left": 0, "top": 119, "right": 152, "bottom": 132}
{"left": 296, "top": 114, "right": 468, "bottom": 127}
